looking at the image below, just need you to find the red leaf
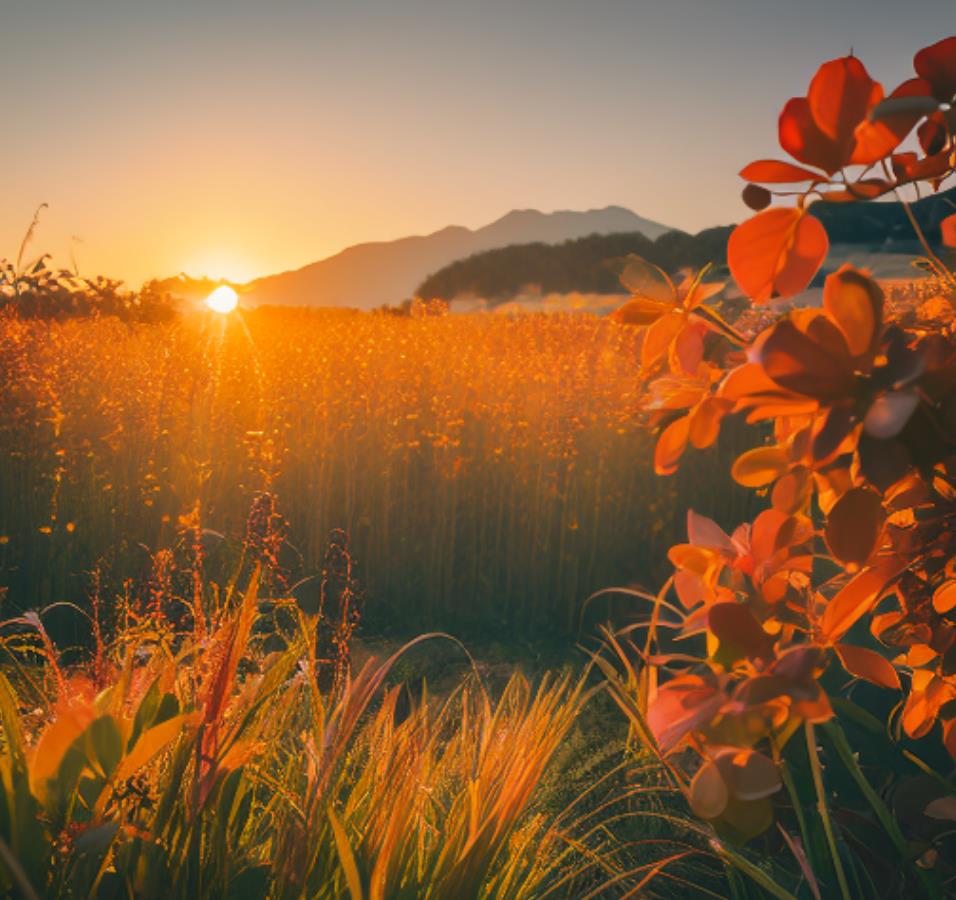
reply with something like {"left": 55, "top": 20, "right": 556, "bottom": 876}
{"left": 779, "top": 97, "right": 844, "bottom": 175}
{"left": 689, "top": 760, "right": 729, "bottom": 819}
{"left": 808, "top": 56, "right": 882, "bottom": 146}
{"left": 863, "top": 391, "right": 919, "bottom": 440}
{"left": 739, "top": 160, "right": 824, "bottom": 184}
{"left": 934, "top": 580, "right": 956, "bottom": 614}
{"left": 820, "top": 558, "right": 902, "bottom": 642}
{"left": 728, "top": 209, "right": 829, "bottom": 304}
{"left": 852, "top": 78, "right": 935, "bottom": 164}
{"left": 731, "top": 446, "right": 790, "bottom": 488}
{"left": 756, "top": 319, "right": 855, "bottom": 401}
{"left": 687, "top": 510, "right": 735, "bottom": 553}
{"left": 709, "top": 602, "right": 776, "bottom": 667}
{"left": 942, "top": 214, "right": 956, "bottom": 249}
{"left": 918, "top": 115, "right": 948, "bottom": 156}
{"left": 822, "top": 265, "right": 883, "bottom": 358}
{"left": 716, "top": 748, "right": 782, "bottom": 801}
{"left": 891, "top": 150, "right": 953, "bottom": 184}
{"left": 647, "top": 675, "right": 723, "bottom": 752}
{"left": 825, "top": 487, "right": 885, "bottom": 569}
{"left": 655, "top": 415, "right": 689, "bottom": 476}
{"left": 835, "top": 643, "right": 901, "bottom": 690}
{"left": 611, "top": 297, "right": 671, "bottom": 326}
{"left": 915, "top": 36, "right": 956, "bottom": 103}
{"left": 688, "top": 396, "right": 732, "bottom": 449}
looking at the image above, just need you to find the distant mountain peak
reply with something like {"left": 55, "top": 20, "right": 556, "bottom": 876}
{"left": 162, "top": 206, "right": 675, "bottom": 309}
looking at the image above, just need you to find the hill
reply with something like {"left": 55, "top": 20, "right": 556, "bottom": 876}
{"left": 808, "top": 184, "right": 956, "bottom": 244}
{"left": 416, "top": 186, "right": 956, "bottom": 304}
{"left": 416, "top": 226, "right": 733, "bottom": 303}
{"left": 238, "top": 206, "right": 671, "bottom": 309}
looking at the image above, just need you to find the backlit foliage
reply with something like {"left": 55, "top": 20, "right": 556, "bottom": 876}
{"left": 0, "top": 562, "right": 646, "bottom": 897}
{"left": 605, "top": 35, "right": 956, "bottom": 898}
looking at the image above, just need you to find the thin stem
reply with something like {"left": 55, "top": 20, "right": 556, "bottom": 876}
{"left": 880, "top": 163, "right": 956, "bottom": 293}
{"left": 804, "top": 722, "right": 852, "bottom": 900}
{"left": 895, "top": 190, "right": 955, "bottom": 287}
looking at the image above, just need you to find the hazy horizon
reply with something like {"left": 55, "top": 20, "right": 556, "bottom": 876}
{"left": 4, "top": 0, "right": 954, "bottom": 286}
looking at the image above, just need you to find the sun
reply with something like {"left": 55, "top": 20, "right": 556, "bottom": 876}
{"left": 205, "top": 285, "right": 239, "bottom": 314}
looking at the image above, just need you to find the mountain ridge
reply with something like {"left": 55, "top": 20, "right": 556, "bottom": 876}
{"left": 155, "top": 206, "right": 673, "bottom": 308}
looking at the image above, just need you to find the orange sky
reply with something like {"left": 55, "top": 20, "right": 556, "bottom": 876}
{"left": 3, "top": 2, "right": 952, "bottom": 287}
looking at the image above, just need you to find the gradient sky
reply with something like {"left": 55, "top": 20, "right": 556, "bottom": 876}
{"left": 3, "top": 1, "right": 954, "bottom": 285}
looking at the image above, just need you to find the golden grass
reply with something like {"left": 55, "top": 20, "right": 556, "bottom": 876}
{"left": 0, "top": 568, "right": 718, "bottom": 898}
{"left": 0, "top": 306, "right": 753, "bottom": 635}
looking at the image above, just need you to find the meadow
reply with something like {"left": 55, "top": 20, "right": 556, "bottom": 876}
{"left": 0, "top": 305, "right": 754, "bottom": 641}
{"left": 0, "top": 303, "right": 757, "bottom": 898}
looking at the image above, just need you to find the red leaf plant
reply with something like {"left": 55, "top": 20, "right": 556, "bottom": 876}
{"left": 605, "top": 35, "right": 956, "bottom": 874}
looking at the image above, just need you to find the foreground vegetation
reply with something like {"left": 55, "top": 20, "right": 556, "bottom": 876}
{"left": 0, "top": 559, "right": 735, "bottom": 899}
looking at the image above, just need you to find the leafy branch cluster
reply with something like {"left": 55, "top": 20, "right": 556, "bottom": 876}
{"left": 606, "top": 35, "right": 956, "bottom": 895}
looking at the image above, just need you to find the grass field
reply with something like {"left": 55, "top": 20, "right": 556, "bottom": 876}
{"left": 0, "top": 305, "right": 755, "bottom": 641}
{"left": 0, "top": 301, "right": 756, "bottom": 896}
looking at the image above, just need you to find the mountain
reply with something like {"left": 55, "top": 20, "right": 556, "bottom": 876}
{"left": 238, "top": 207, "right": 672, "bottom": 309}
{"left": 416, "top": 226, "right": 734, "bottom": 304}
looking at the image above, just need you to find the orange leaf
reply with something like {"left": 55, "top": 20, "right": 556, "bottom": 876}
{"left": 945, "top": 718, "right": 956, "bottom": 763}
{"left": 934, "top": 580, "right": 956, "bottom": 614}
{"left": 779, "top": 57, "right": 880, "bottom": 173}
{"left": 687, "top": 509, "right": 735, "bottom": 553}
{"left": 674, "top": 570, "right": 709, "bottom": 608}
{"left": 611, "top": 297, "right": 671, "bottom": 326}
{"left": 642, "top": 313, "right": 684, "bottom": 369}
{"left": 29, "top": 699, "right": 96, "bottom": 803}
{"left": 654, "top": 415, "right": 689, "bottom": 476}
{"left": 835, "top": 643, "right": 901, "bottom": 690}
{"left": 941, "top": 214, "right": 956, "bottom": 249}
{"left": 731, "top": 445, "right": 790, "bottom": 488}
{"left": 689, "top": 760, "right": 729, "bottom": 819}
{"left": 709, "top": 602, "right": 776, "bottom": 667}
{"left": 852, "top": 78, "right": 934, "bottom": 164}
{"left": 820, "top": 558, "right": 901, "bottom": 642}
{"left": 822, "top": 265, "right": 883, "bottom": 358}
{"left": 671, "top": 321, "right": 707, "bottom": 375}
{"left": 914, "top": 36, "right": 956, "bottom": 103}
{"left": 825, "top": 487, "right": 884, "bottom": 569}
{"left": 716, "top": 748, "right": 781, "bottom": 801}
{"left": 647, "top": 674, "right": 723, "bottom": 752}
{"left": 771, "top": 467, "right": 811, "bottom": 514}
{"left": 619, "top": 255, "right": 675, "bottom": 303}
{"left": 757, "top": 319, "right": 855, "bottom": 401}
{"left": 808, "top": 56, "right": 882, "bottom": 150}
{"left": 728, "top": 209, "right": 829, "bottom": 304}
{"left": 739, "top": 160, "right": 824, "bottom": 184}
{"left": 688, "top": 397, "right": 732, "bottom": 450}
{"left": 779, "top": 97, "right": 844, "bottom": 176}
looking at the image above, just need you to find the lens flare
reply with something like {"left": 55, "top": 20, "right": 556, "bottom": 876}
{"left": 206, "top": 285, "right": 239, "bottom": 313}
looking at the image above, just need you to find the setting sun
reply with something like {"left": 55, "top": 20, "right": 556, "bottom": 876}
{"left": 205, "top": 284, "right": 239, "bottom": 313}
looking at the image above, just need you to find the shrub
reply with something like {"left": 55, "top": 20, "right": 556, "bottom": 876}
{"left": 602, "top": 35, "right": 956, "bottom": 899}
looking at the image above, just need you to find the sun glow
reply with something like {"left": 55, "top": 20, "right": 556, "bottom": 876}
{"left": 206, "top": 285, "right": 239, "bottom": 314}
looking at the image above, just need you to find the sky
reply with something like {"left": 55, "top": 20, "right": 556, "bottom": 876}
{"left": 3, "top": 0, "right": 954, "bottom": 286}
